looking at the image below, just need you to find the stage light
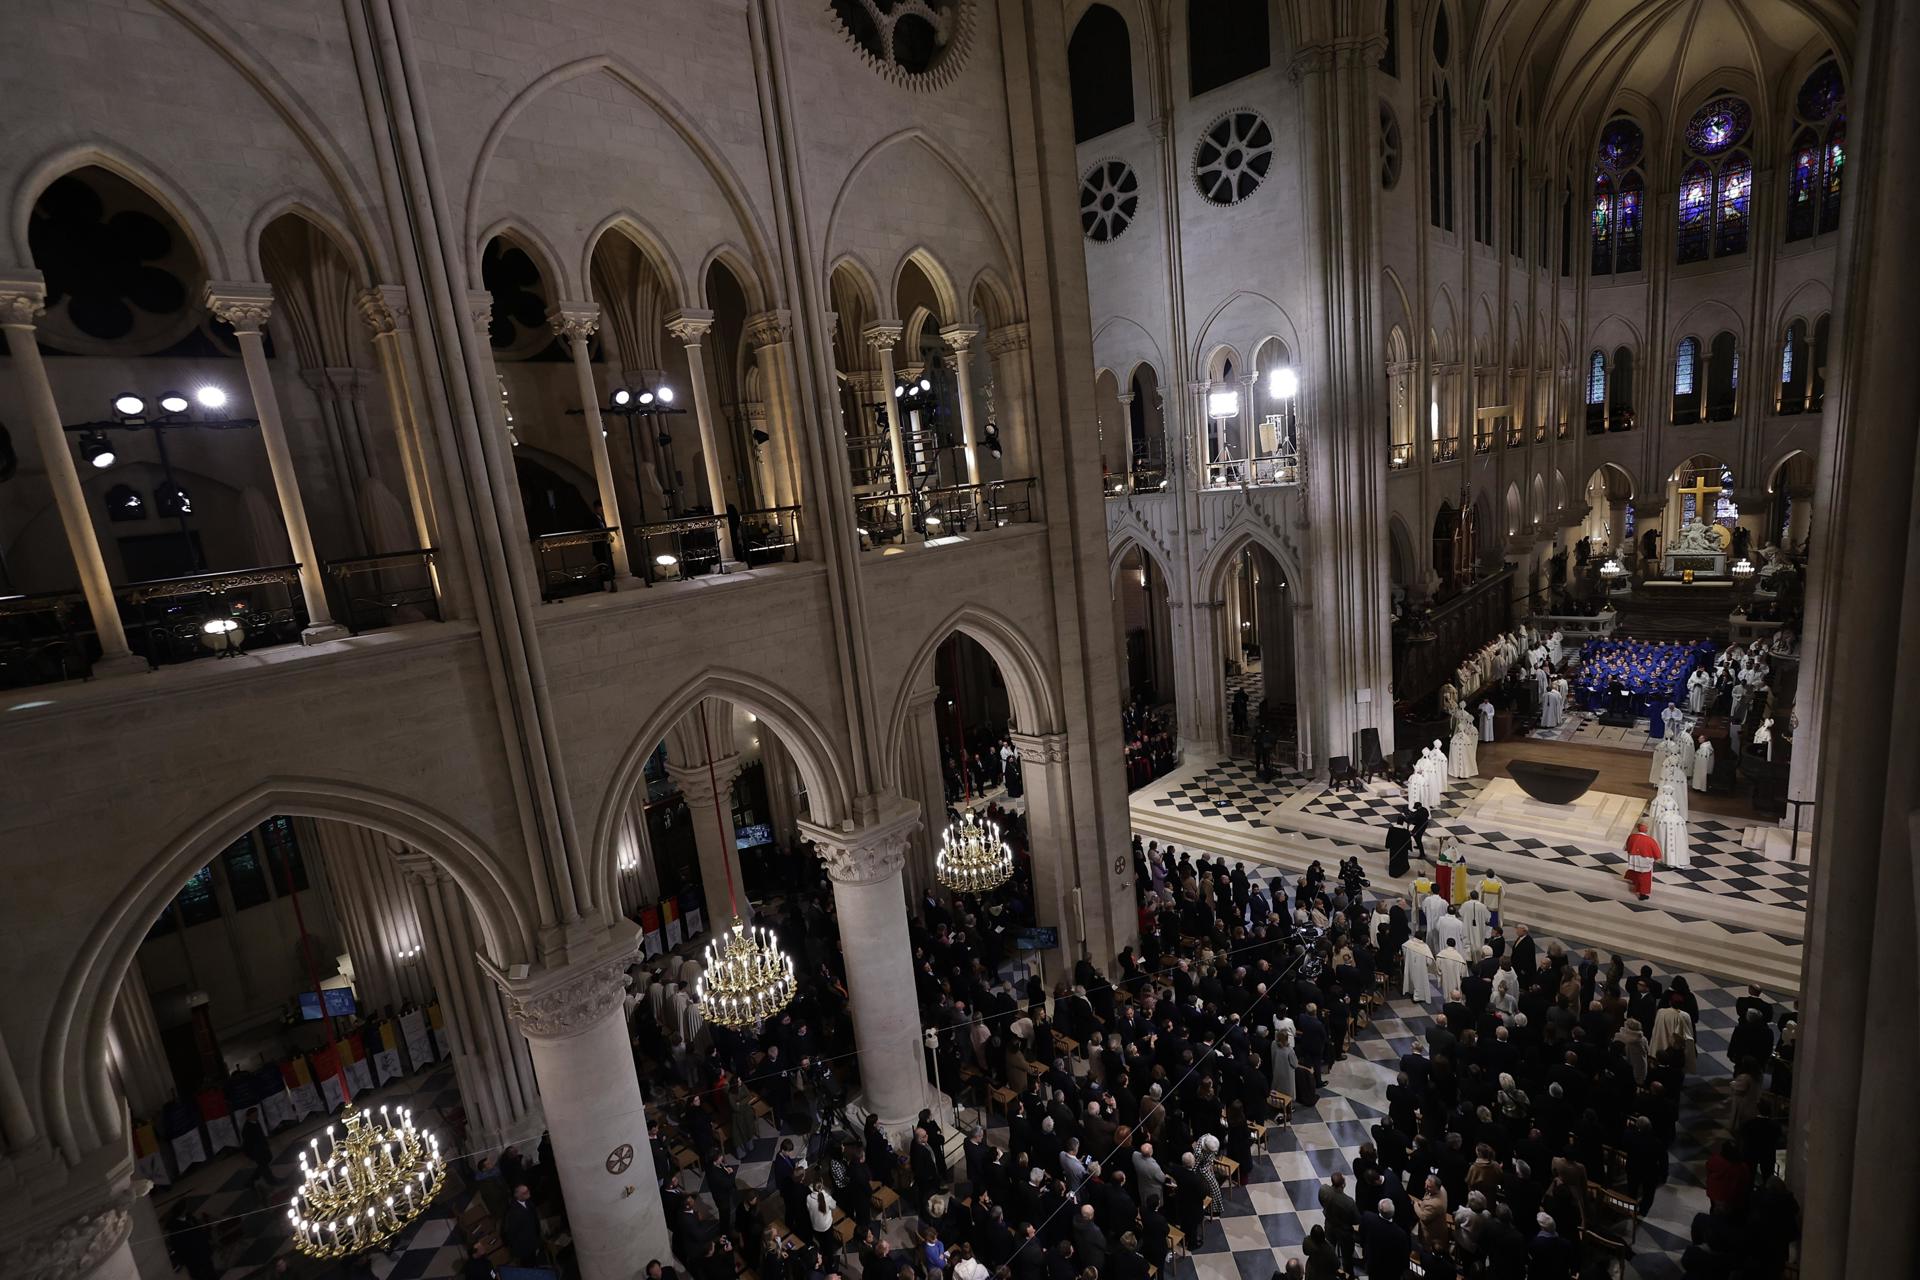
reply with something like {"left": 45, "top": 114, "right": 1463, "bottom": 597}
{"left": 1207, "top": 389, "right": 1240, "bottom": 419}
{"left": 79, "top": 431, "right": 116, "bottom": 469}
{"left": 894, "top": 385, "right": 906, "bottom": 398}
{"left": 655, "top": 554, "right": 678, "bottom": 567}
{"left": 656, "top": 386, "right": 675, "bottom": 404}
{"left": 919, "top": 378, "right": 931, "bottom": 392}
{"left": 113, "top": 394, "right": 146, "bottom": 419}
{"left": 195, "top": 386, "right": 228, "bottom": 410}
{"left": 1267, "top": 367, "right": 1299, "bottom": 400}
{"left": 158, "top": 392, "right": 191, "bottom": 415}
{"left": 612, "top": 387, "right": 633, "bottom": 407}
{"left": 639, "top": 390, "right": 656, "bottom": 405}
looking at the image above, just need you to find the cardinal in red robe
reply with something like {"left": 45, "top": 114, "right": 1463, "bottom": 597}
{"left": 1624, "top": 820, "right": 1662, "bottom": 900}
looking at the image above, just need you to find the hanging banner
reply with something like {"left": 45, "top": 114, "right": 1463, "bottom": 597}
{"left": 196, "top": 1088, "right": 238, "bottom": 1154}
{"left": 309, "top": 1045, "right": 348, "bottom": 1111}
{"left": 662, "top": 896, "right": 683, "bottom": 950}
{"left": 400, "top": 1009, "right": 433, "bottom": 1070}
{"left": 340, "top": 1034, "right": 374, "bottom": 1095}
{"left": 679, "top": 888, "right": 704, "bottom": 940}
{"left": 373, "top": 1021, "right": 405, "bottom": 1085}
{"left": 234, "top": 1065, "right": 293, "bottom": 1134}
{"left": 640, "top": 906, "right": 664, "bottom": 957}
{"left": 280, "top": 1058, "right": 322, "bottom": 1121}
{"left": 427, "top": 1002, "right": 451, "bottom": 1061}
{"left": 162, "top": 1099, "right": 205, "bottom": 1172}
{"left": 133, "top": 1120, "right": 172, "bottom": 1187}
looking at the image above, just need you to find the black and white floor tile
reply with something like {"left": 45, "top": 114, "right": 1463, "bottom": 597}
{"left": 1149, "top": 759, "right": 1317, "bottom": 826}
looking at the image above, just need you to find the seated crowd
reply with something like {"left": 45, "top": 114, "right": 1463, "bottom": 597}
{"left": 1124, "top": 700, "right": 1179, "bottom": 790}
{"left": 627, "top": 837, "right": 1799, "bottom": 1280}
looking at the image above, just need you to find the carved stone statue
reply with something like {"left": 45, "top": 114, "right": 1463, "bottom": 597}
{"left": 1671, "top": 520, "right": 1724, "bottom": 553}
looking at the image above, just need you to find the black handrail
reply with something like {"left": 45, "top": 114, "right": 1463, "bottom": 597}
{"left": 324, "top": 548, "right": 442, "bottom": 634}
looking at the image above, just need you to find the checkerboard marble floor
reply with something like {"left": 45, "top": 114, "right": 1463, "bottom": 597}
{"left": 1156, "top": 760, "right": 1810, "bottom": 915}
{"left": 149, "top": 1066, "right": 475, "bottom": 1280}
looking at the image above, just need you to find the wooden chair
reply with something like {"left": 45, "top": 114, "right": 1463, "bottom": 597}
{"left": 1359, "top": 727, "right": 1389, "bottom": 780}
{"left": 1328, "top": 755, "right": 1360, "bottom": 788}
{"left": 870, "top": 1181, "right": 901, "bottom": 1219}
{"left": 1583, "top": 1183, "right": 1642, "bottom": 1253}
{"left": 1213, "top": 1156, "right": 1241, "bottom": 1189}
{"left": 1167, "top": 1225, "right": 1187, "bottom": 1258}
{"left": 1266, "top": 1089, "right": 1294, "bottom": 1125}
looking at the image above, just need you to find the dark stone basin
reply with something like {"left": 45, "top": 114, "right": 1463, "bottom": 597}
{"left": 1508, "top": 760, "right": 1599, "bottom": 805}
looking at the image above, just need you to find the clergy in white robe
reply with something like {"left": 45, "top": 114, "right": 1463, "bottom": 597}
{"left": 1675, "top": 725, "right": 1697, "bottom": 774}
{"left": 1401, "top": 937, "right": 1435, "bottom": 1003}
{"left": 1691, "top": 739, "right": 1715, "bottom": 791}
{"left": 1687, "top": 669, "right": 1710, "bottom": 713}
{"left": 1449, "top": 711, "right": 1478, "bottom": 778}
{"left": 1649, "top": 738, "right": 1677, "bottom": 786}
{"left": 1458, "top": 894, "right": 1491, "bottom": 954}
{"left": 1478, "top": 700, "right": 1496, "bottom": 743}
{"left": 1434, "top": 945, "right": 1469, "bottom": 1002}
{"left": 1649, "top": 1001, "right": 1698, "bottom": 1073}
{"left": 1420, "top": 890, "right": 1449, "bottom": 951}
{"left": 1437, "top": 910, "right": 1467, "bottom": 955}
{"left": 1540, "top": 681, "right": 1566, "bottom": 728}
{"left": 1652, "top": 791, "right": 1691, "bottom": 870}
{"left": 1661, "top": 758, "right": 1691, "bottom": 820}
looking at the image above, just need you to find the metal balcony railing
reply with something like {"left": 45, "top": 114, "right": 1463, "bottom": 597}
{"left": 325, "top": 548, "right": 441, "bottom": 634}
{"left": 532, "top": 529, "right": 617, "bottom": 600}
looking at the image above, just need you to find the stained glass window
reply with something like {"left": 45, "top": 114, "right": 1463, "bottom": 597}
{"left": 262, "top": 816, "right": 309, "bottom": 893}
{"left": 1677, "top": 95, "right": 1753, "bottom": 263}
{"left": 223, "top": 833, "right": 270, "bottom": 910}
{"left": 1591, "top": 116, "right": 1645, "bottom": 276}
{"left": 1587, "top": 351, "right": 1606, "bottom": 404}
{"left": 176, "top": 865, "right": 221, "bottom": 927}
{"left": 1788, "top": 61, "right": 1846, "bottom": 242}
{"left": 1780, "top": 333, "right": 1794, "bottom": 385}
{"left": 1715, "top": 467, "right": 1738, "bottom": 527}
{"left": 1675, "top": 338, "right": 1698, "bottom": 395}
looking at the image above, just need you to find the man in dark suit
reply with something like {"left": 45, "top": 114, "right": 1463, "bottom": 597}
{"left": 1359, "top": 1198, "right": 1411, "bottom": 1279}
{"left": 910, "top": 1127, "right": 943, "bottom": 1214}
{"left": 1319, "top": 1172, "right": 1361, "bottom": 1274}
{"left": 501, "top": 1184, "right": 543, "bottom": 1266}
{"left": 1528, "top": 1213, "right": 1578, "bottom": 1279}
{"left": 1510, "top": 925, "right": 1537, "bottom": 984}
{"left": 1137, "top": 1195, "right": 1172, "bottom": 1271}
{"left": 1407, "top": 802, "right": 1431, "bottom": 858}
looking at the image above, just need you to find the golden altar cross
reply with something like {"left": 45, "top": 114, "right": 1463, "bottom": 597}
{"left": 1676, "top": 471, "right": 1721, "bottom": 520}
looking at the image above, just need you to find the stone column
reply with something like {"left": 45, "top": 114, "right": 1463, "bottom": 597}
{"left": 126, "top": 1180, "right": 171, "bottom": 1280}
{"left": 315, "top": 823, "right": 432, "bottom": 1012}
{"left": 666, "top": 309, "right": 741, "bottom": 567}
{"left": 745, "top": 310, "right": 803, "bottom": 516}
{"left": 760, "top": 733, "right": 802, "bottom": 854}
{"left": 898, "top": 679, "right": 949, "bottom": 903}
{"left": 986, "top": 323, "right": 1037, "bottom": 483}
{"left": 666, "top": 697, "right": 751, "bottom": 931}
{"left": 1008, "top": 731, "right": 1079, "bottom": 970}
{"left": 612, "top": 794, "right": 660, "bottom": 918}
{"left": 402, "top": 860, "right": 541, "bottom": 1151}
{"left": 0, "top": 1189, "right": 137, "bottom": 1280}
{"left": 551, "top": 302, "right": 638, "bottom": 581}
{"left": 1116, "top": 390, "right": 1137, "bottom": 489}
{"left": 203, "top": 283, "right": 345, "bottom": 642}
{"left": 797, "top": 800, "right": 930, "bottom": 1131}
{"left": 0, "top": 273, "right": 142, "bottom": 674}
{"left": 109, "top": 968, "right": 173, "bottom": 1120}
{"left": 863, "top": 322, "right": 909, "bottom": 494}
{"left": 489, "top": 935, "right": 670, "bottom": 1280}
{"left": 940, "top": 324, "right": 984, "bottom": 486}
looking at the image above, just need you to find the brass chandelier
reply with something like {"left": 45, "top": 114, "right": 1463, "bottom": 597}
{"left": 937, "top": 808, "right": 1013, "bottom": 894}
{"left": 289, "top": 1104, "right": 445, "bottom": 1259}
{"left": 936, "top": 639, "right": 1013, "bottom": 894}
{"left": 697, "top": 919, "right": 799, "bottom": 1029}
{"left": 690, "top": 700, "right": 796, "bottom": 1029}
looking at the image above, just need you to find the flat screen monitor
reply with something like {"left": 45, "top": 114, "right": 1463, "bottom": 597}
{"left": 735, "top": 823, "right": 772, "bottom": 851}
{"left": 298, "top": 988, "right": 357, "bottom": 1020}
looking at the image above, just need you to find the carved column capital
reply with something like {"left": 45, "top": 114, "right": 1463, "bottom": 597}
{"left": 798, "top": 797, "right": 920, "bottom": 886}
{"left": 204, "top": 281, "right": 275, "bottom": 333}
{"left": 395, "top": 852, "right": 450, "bottom": 886}
{"left": 0, "top": 1194, "right": 132, "bottom": 1280}
{"left": 1008, "top": 730, "right": 1069, "bottom": 766}
{"left": 465, "top": 288, "right": 494, "bottom": 333}
{"left": 939, "top": 323, "right": 979, "bottom": 353}
{"left": 666, "top": 308, "right": 716, "bottom": 345}
{"left": 985, "top": 322, "right": 1029, "bottom": 357}
{"left": 744, "top": 308, "right": 793, "bottom": 349}
{"left": 355, "top": 284, "right": 411, "bottom": 336}
{"left": 0, "top": 271, "right": 49, "bottom": 327}
{"left": 548, "top": 301, "right": 601, "bottom": 343}
{"left": 486, "top": 937, "right": 639, "bottom": 1042}
{"left": 665, "top": 754, "right": 745, "bottom": 805}
{"left": 862, "top": 321, "right": 905, "bottom": 354}
{"left": 1286, "top": 43, "right": 1336, "bottom": 83}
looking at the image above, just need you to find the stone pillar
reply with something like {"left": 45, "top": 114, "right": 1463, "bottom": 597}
{"left": 0, "top": 273, "right": 142, "bottom": 674}
{"left": 0, "top": 1184, "right": 136, "bottom": 1280}
{"left": 797, "top": 800, "right": 930, "bottom": 1130}
{"left": 109, "top": 968, "right": 172, "bottom": 1121}
{"left": 1792, "top": 3, "right": 1920, "bottom": 1272}
{"left": 612, "top": 794, "right": 660, "bottom": 918}
{"left": 551, "top": 302, "right": 638, "bottom": 581}
{"left": 666, "top": 698, "right": 751, "bottom": 932}
{"left": 402, "top": 860, "right": 541, "bottom": 1151}
{"left": 760, "top": 733, "right": 802, "bottom": 853}
{"left": 490, "top": 935, "right": 672, "bottom": 1280}
{"left": 863, "top": 322, "right": 909, "bottom": 494}
{"left": 126, "top": 1180, "right": 171, "bottom": 1280}
{"left": 667, "top": 309, "right": 740, "bottom": 566}
{"left": 1009, "top": 732, "right": 1078, "bottom": 970}
{"left": 203, "top": 283, "right": 346, "bottom": 642}
{"left": 1259, "top": 581, "right": 1295, "bottom": 706}
{"left": 986, "top": 323, "right": 1037, "bottom": 483}
{"left": 941, "top": 324, "right": 984, "bottom": 486}
{"left": 1116, "top": 391, "right": 1137, "bottom": 489}
{"left": 314, "top": 823, "right": 432, "bottom": 1012}
{"left": 745, "top": 310, "right": 804, "bottom": 517}
{"left": 898, "top": 679, "right": 949, "bottom": 903}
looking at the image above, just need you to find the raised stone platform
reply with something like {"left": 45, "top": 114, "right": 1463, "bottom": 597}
{"left": 1457, "top": 777, "right": 1646, "bottom": 853}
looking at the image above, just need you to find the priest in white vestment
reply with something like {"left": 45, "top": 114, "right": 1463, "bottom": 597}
{"left": 1687, "top": 669, "right": 1710, "bottom": 713}
{"left": 1401, "top": 936, "right": 1435, "bottom": 1003}
{"left": 1478, "top": 699, "right": 1496, "bottom": 743}
{"left": 1649, "top": 737, "right": 1677, "bottom": 785}
{"left": 1652, "top": 790, "right": 1691, "bottom": 870}
{"left": 1540, "top": 679, "right": 1566, "bottom": 728}
{"left": 1436, "top": 909, "right": 1467, "bottom": 956}
{"left": 1448, "top": 709, "right": 1478, "bottom": 778}
{"left": 1661, "top": 757, "right": 1691, "bottom": 820}
{"left": 1458, "top": 893, "right": 1491, "bottom": 954}
{"left": 1420, "top": 889, "right": 1449, "bottom": 951}
{"left": 1434, "top": 944, "right": 1468, "bottom": 1002}
{"left": 1691, "top": 739, "right": 1715, "bottom": 791}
